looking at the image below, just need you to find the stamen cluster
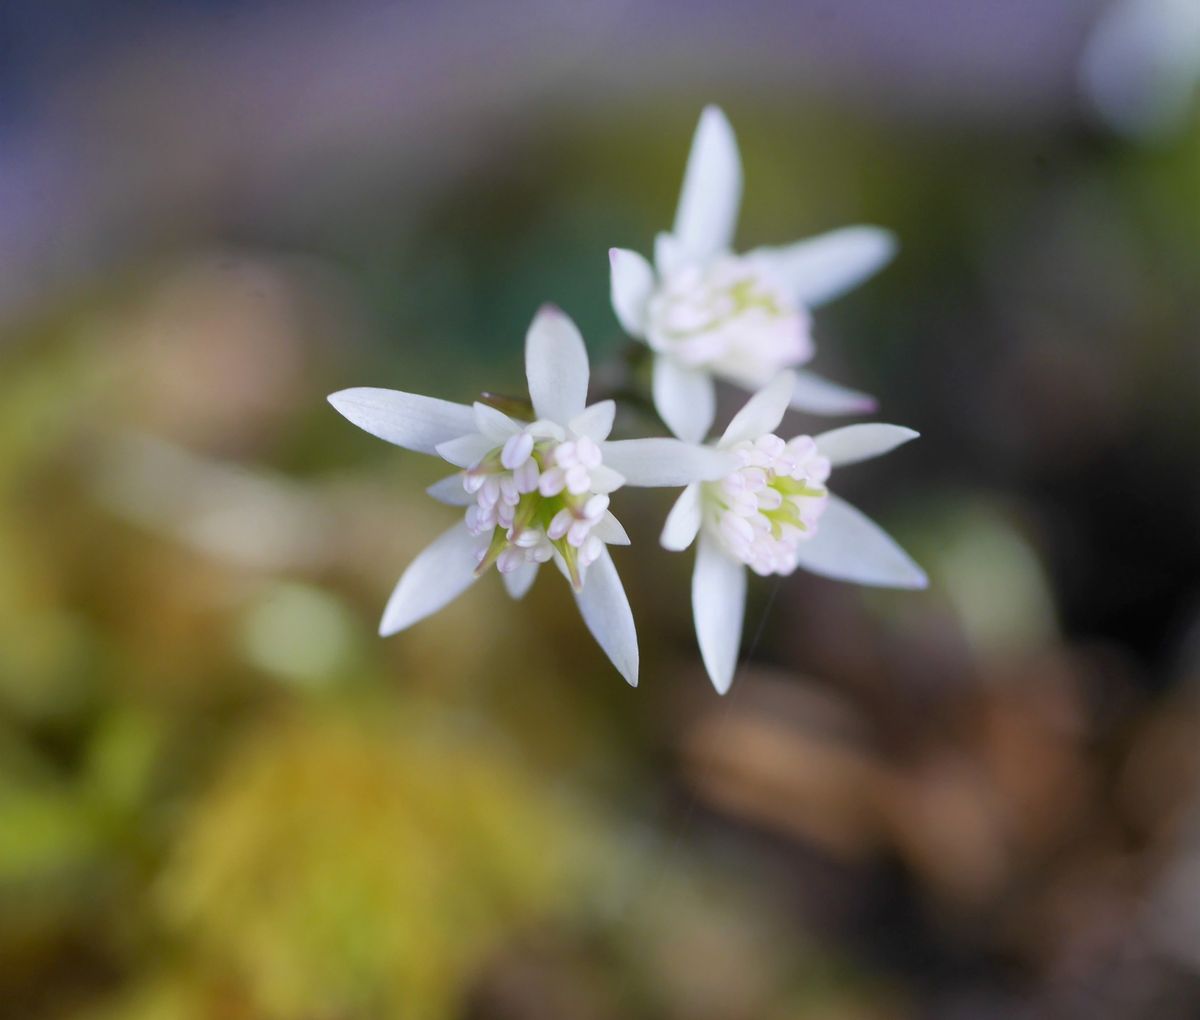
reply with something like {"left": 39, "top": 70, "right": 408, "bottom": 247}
{"left": 706, "top": 434, "right": 830, "bottom": 576}
{"left": 464, "top": 427, "right": 613, "bottom": 586}
{"left": 645, "top": 256, "right": 812, "bottom": 378}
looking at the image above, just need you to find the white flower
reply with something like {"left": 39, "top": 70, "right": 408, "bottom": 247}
{"left": 660, "top": 372, "right": 928, "bottom": 695}
{"left": 328, "top": 305, "right": 737, "bottom": 686}
{"left": 609, "top": 105, "right": 898, "bottom": 442}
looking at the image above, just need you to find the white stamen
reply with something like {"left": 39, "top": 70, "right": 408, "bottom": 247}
{"left": 548, "top": 509, "right": 573, "bottom": 541}
{"left": 576, "top": 436, "right": 602, "bottom": 469}
{"left": 565, "top": 464, "right": 591, "bottom": 495}
{"left": 496, "top": 547, "right": 525, "bottom": 573}
{"left": 567, "top": 519, "right": 592, "bottom": 548}
{"left": 512, "top": 458, "right": 540, "bottom": 493}
{"left": 583, "top": 493, "right": 609, "bottom": 519}
{"left": 579, "top": 534, "right": 603, "bottom": 568}
{"left": 501, "top": 431, "right": 534, "bottom": 470}
{"left": 539, "top": 468, "right": 566, "bottom": 497}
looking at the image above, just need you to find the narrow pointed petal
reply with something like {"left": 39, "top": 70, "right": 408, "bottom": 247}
{"left": 426, "top": 474, "right": 471, "bottom": 506}
{"left": 692, "top": 533, "right": 747, "bottom": 694}
{"left": 653, "top": 356, "right": 716, "bottom": 443}
{"left": 673, "top": 105, "right": 742, "bottom": 266}
{"left": 473, "top": 401, "right": 521, "bottom": 443}
{"left": 588, "top": 464, "right": 626, "bottom": 494}
{"left": 792, "top": 495, "right": 927, "bottom": 589}
{"left": 435, "top": 432, "right": 495, "bottom": 468}
{"left": 789, "top": 369, "right": 877, "bottom": 416}
{"left": 574, "top": 547, "right": 639, "bottom": 686}
{"left": 569, "top": 400, "right": 616, "bottom": 442}
{"left": 600, "top": 439, "right": 736, "bottom": 487}
{"left": 503, "top": 562, "right": 539, "bottom": 600}
{"left": 328, "top": 388, "right": 476, "bottom": 455}
{"left": 815, "top": 424, "right": 919, "bottom": 467}
{"left": 379, "top": 523, "right": 483, "bottom": 635}
{"left": 719, "top": 371, "right": 796, "bottom": 447}
{"left": 749, "top": 226, "right": 897, "bottom": 308}
{"left": 661, "top": 483, "right": 702, "bottom": 551}
{"left": 609, "top": 248, "right": 655, "bottom": 338}
{"left": 592, "top": 511, "right": 630, "bottom": 546}
{"left": 526, "top": 305, "right": 590, "bottom": 424}
{"left": 654, "top": 231, "right": 687, "bottom": 277}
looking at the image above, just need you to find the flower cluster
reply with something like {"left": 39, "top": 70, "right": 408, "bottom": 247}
{"left": 660, "top": 370, "right": 925, "bottom": 692}
{"left": 330, "top": 106, "right": 926, "bottom": 693}
{"left": 610, "top": 106, "right": 897, "bottom": 442}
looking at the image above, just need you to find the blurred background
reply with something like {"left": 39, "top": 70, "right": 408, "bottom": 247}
{"left": 2, "top": 1, "right": 1199, "bottom": 1017}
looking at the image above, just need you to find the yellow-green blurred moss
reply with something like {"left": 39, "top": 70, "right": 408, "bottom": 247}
{"left": 155, "top": 707, "right": 598, "bottom": 1020}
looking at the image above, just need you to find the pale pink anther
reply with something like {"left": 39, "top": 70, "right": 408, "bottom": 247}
{"left": 548, "top": 508, "right": 573, "bottom": 541}
{"left": 579, "top": 534, "right": 604, "bottom": 568}
{"left": 501, "top": 431, "right": 534, "bottom": 470}
{"left": 565, "top": 464, "right": 591, "bottom": 495}
{"left": 539, "top": 468, "right": 566, "bottom": 497}
{"left": 583, "top": 494, "right": 609, "bottom": 519}
{"left": 512, "top": 458, "right": 540, "bottom": 493}
{"left": 576, "top": 436, "right": 602, "bottom": 469}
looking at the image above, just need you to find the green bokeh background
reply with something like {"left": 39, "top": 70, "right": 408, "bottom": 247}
{"left": 2, "top": 5, "right": 1200, "bottom": 1017}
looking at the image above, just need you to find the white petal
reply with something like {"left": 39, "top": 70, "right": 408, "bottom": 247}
{"left": 551, "top": 549, "right": 573, "bottom": 585}
{"left": 527, "top": 422, "right": 566, "bottom": 446}
{"left": 600, "top": 439, "right": 736, "bottom": 487}
{"left": 660, "top": 483, "right": 702, "bottom": 551}
{"left": 792, "top": 495, "right": 927, "bottom": 589}
{"left": 379, "top": 523, "right": 483, "bottom": 635}
{"left": 692, "top": 532, "right": 747, "bottom": 695}
{"left": 569, "top": 400, "right": 616, "bottom": 442}
{"left": 426, "top": 474, "right": 471, "bottom": 506}
{"left": 589, "top": 464, "right": 626, "bottom": 494}
{"left": 473, "top": 402, "right": 521, "bottom": 443}
{"left": 673, "top": 105, "right": 742, "bottom": 266}
{"left": 719, "top": 371, "right": 796, "bottom": 447}
{"left": 592, "top": 511, "right": 630, "bottom": 546}
{"left": 749, "top": 226, "right": 897, "bottom": 308}
{"left": 609, "top": 248, "right": 655, "bottom": 338}
{"left": 789, "top": 369, "right": 877, "bottom": 416}
{"left": 502, "top": 561, "right": 539, "bottom": 600}
{"left": 814, "top": 424, "right": 919, "bottom": 467}
{"left": 435, "top": 432, "right": 496, "bottom": 468}
{"left": 653, "top": 356, "right": 716, "bottom": 443}
{"left": 574, "top": 547, "right": 639, "bottom": 686}
{"left": 328, "top": 388, "right": 476, "bottom": 456}
{"left": 654, "top": 231, "right": 687, "bottom": 277}
{"left": 525, "top": 305, "right": 590, "bottom": 424}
